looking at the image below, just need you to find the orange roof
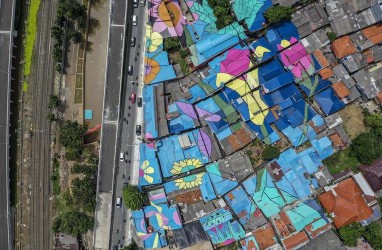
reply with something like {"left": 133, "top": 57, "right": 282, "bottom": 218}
{"left": 318, "top": 178, "right": 373, "bottom": 228}
{"left": 253, "top": 224, "right": 277, "bottom": 250}
{"left": 319, "top": 68, "right": 334, "bottom": 79}
{"left": 377, "top": 92, "right": 382, "bottom": 103}
{"left": 329, "top": 133, "right": 343, "bottom": 147}
{"left": 313, "top": 50, "right": 329, "bottom": 67}
{"left": 282, "top": 231, "right": 309, "bottom": 250}
{"left": 362, "top": 24, "right": 382, "bottom": 45}
{"left": 305, "top": 222, "right": 332, "bottom": 239}
{"left": 332, "top": 36, "right": 357, "bottom": 59}
{"left": 332, "top": 82, "right": 350, "bottom": 99}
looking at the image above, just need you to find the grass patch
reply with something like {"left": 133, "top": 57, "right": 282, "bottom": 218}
{"left": 338, "top": 103, "right": 367, "bottom": 139}
{"left": 22, "top": 82, "right": 28, "bottom": 92}
{"left": 23, "top": 0, "right": 42, "bottom": 76}
{"left": 76, "top": 59, "right": 83, "bottom": 73}
{"left": 323, "top": 148, "right": 360, "bottom": 175}
{"left": 74, "top": 89, "right": 82, "bottom": 104}
{"left": 168, "top": 51, "right": 190, "bottom": 75}
{"left": 75, "top": 74, "right": 82, "bottom": 88}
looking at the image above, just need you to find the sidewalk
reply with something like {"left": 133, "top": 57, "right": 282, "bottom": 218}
{"left": 84, "top": 0, "right": 109, "bottom": 128}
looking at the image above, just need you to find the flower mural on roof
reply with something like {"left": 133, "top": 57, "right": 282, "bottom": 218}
{"left": 149, "top": 0, "right": 186, "bottom": 37}
{"left": 278, "top": 38, "right": 314, "bottom": 78}
{"left": 254, "top": 46, "right": 271, "bottom": 61}
{"left": 174, "top": 172, "right": 204, "bottom": 189}
{"left": 220, "top": 49, "right": 251, "bottom": 77}
{"left": 140, "top": 160, "right": 155, "bottom": 183}
{"left": 144, "top": 57, "right": 161, "bottom": 84}
{"left": 146, "top": 25, "right": 163, "bottom": 52}
{"left": 170, "top": 158, "right": 203, "bottom": 175}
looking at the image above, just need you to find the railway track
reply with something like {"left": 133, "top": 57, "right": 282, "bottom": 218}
{"left": 28, "top": 0, "right": 56, "bottom": 248}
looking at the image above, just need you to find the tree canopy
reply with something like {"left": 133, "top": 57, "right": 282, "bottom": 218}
{"left": 71, "top": 176, "right": 97, "bottom": 212}
{"left": 52, "top": 211, "right": 94, "bottom": 235}
{"left": 59, "top": 120, "right": 87, "bottom": 149}
{"left": 350, "top": 113, "right": 382, "bottom": 164}
{"left": 338, "top": 222, "right": 382, "bottom": 249}
{"left": 262, "top": 145, "right": 280, "bottom": 161}
{"left": 163, "top": 37, "right": 181, "bottom": 52}
{"left": 122, "top": 185, "right": 144, "bottom": 211}
{"left": 338, "top": 223, "right": 363, "bottom": 247}
{"left": 264, "top": 6, "right": 294, "bottom": 25}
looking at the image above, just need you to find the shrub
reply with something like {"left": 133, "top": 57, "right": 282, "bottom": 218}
{"left": 122, "top": 185, "right": 144, "bottom": 211}
{"left": 264, "top": 6, "right": 294, "bottom": 25}
{"left": 261, "top": 145, "right": 280, "bottom": 160}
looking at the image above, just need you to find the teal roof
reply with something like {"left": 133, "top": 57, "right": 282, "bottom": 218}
{"left": 285, "top": 203, "right": 321, "bottom": 231}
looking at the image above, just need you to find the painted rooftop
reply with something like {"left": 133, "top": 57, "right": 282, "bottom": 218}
{"left": 131, "top": 0, "right": 375, "bottom": 247}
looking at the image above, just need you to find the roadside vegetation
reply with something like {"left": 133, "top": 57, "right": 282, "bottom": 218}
{"left": 338, "top": 222, "right": 382, "bottom": 249}
{"left": 208, "top": 0, "right": 234, "bottom": 29}
{"left": 52, "top": 150, "right": 98, "bottom": 236}
{"left": 324, "top": 112, "right": 382, "bottom": 174}
{"left": 264, "top": 6, "right": 294, "bottom": 25}
{"left": 51, "top": 0, "right": 87, "bottom": 72}
{"left": 164, "top": 37, "right": 190, "bottom": 75}
{"left": 122, "top": 185, "right": 145, "bottom": 211}
{"left": 24, "top": 0, "right": 42, "bottom": 77}
{"left": 59, "top": 120, "right": 87, "bottom": 160}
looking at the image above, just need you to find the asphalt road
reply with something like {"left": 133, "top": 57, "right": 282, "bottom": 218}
{"left": 0, "top": 0, "right": 16, "bottom": 249}
{"left": 110, "top": 2, "right": 147, "bottom": 249}
{"left": 93, "top": 0, "right": 129, "bottom": 248}
{"left": 28, "top": 0, "right": 56, "bottom": 249}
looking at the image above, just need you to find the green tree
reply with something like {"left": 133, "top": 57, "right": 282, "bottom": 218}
{"left": 71, "top": 176, "right": 97, "bottom": 212}
{"left": 59, "top": 120, "right": 87, "bottom": 149}
{"left": 65, "top": 147, "right": 81, "bottom": 161}
{"left": 351, "top": 130, "right": 382, "bottom": 164}
{"left": 264, "top": 6, "right": 294, "bottom": 25}
{"left": 338, "top": 223, "right": 364, "bottom": 247}
{"left": 164, "top": 37, "right": 181, "bottom": 51}
{"left": 47, "top": 113, "right": 58, "bottom": 123}
{"left": 363, "top": 222, "right": 382, "bottom": 249}
{"left": 262, "top": 145, "right": 280, "bottom": 160}
{"left": 122, "top": 185, "right": 144, "bottom": 211}
{"left": 70, "top": 30, "right": 84, "bottom": 44}
{"left": 122, "top": 241, "right": 138, "bottom": 250}
{"left": 52, "top": 211, "right": 94, "bottom": 235}
{"left": 364, "top": 114, "right": 382, "bottom": 128}
{"left": 48, "top": 95, "right": 61, "bottom": 109}
{"left": 327, "top": 32, "right": 337, "bottom": 42}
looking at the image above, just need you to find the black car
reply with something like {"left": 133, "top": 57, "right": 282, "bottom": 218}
{"left": 136, "top": 125, "right": 142, "bottom": 136}
{"left": 137, "top": 97, "right": 142, "bottom": 107}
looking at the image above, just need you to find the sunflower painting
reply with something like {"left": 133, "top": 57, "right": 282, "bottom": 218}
{"left": 173, "top": 173, "right": 204, "bottom": 189}
{"left": 170, "top": 158, "right": 203, "bottom": 175}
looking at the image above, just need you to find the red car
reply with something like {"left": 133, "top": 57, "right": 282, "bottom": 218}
{"left": 130, "top": 93, "right": 136, "bottom": 103}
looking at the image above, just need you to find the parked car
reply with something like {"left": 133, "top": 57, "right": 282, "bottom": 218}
{"left": 116, "top": 197, "right": 122, "bottom": 208}
{"left": 137, "top": 97, "right": 142, "bottom": 107}
{"left": 140, "top": 0, "right": 145, "bottom": 6}
{"left": 136, "top": 125, "right": 142, "bottom": 136}
{"left": 119, "top": 152, "right": 124, "bottom": 161}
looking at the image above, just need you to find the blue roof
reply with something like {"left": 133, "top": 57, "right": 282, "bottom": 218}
{"left": 224, "top": 186, "right": 258, "bottom": 227}
{"left": 143, "top": 85, "right": 158, "bottom": 138}
{"left": 206, "top": 163, "right": 238, "bottom": 196}
{"left": 242, "top": 169, "right": 286, "bottom": 217}
{"left": 138, "top": 144, "right": 162, "bottom": 187}
{"left": 199, "top": 208, "right": 245, "bottom": 245}
{"left": 163, "top": 172, "right": 217, "bottom": 202}
{"left": 311, "top": 137, "right": 334, "bottom": 160}
{"left": 314, "top": 87, "right": 345, "bottom": 115}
